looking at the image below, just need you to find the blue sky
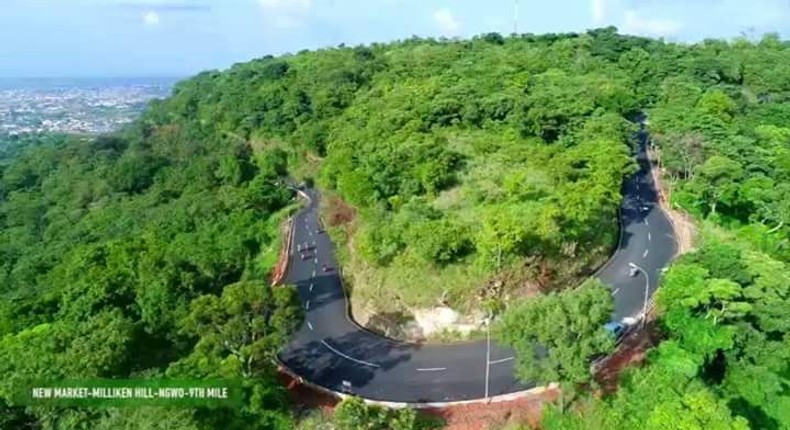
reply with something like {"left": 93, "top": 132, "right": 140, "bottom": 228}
{"left": 1, "top": 0, "right": 789, "bottom": 77}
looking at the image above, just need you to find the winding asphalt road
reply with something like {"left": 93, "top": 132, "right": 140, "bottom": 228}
{"left": 277, "top": 123, "right": 676, "bottom": 403}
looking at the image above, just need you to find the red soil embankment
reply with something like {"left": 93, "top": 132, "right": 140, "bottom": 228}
{"left": 270, "top": 218, "right": 294, "bottom": 286}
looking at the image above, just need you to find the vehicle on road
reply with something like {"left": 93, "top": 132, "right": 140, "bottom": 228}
{"left": 321, "top": 264, "right": 332, "bottom": 272}
{"left": 316, "top": 229, "right": 325, "bottom": 234}
{"left": 629, "top": 266, "right": 639, "bottom": 277}
{"left": 590, "top": 321, "right": 630, "bottom": 369}
{"left": 300, "top": 253, "right": 312, "bottom": 261}
{"left": 604, "top": 321, "right": 627, "bottom": 342}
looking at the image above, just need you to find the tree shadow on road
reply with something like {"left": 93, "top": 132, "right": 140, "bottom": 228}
{"left": 278, "top": 329, "right": 415, "bottom": 396}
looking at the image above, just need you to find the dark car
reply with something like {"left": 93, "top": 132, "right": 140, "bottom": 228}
{"left": 321, "top": 264, "right": 332, "bottom": 272}
{"left": 591, "top": 321, "right": 631, "bottom": 370}
{"left": 300, "top": 253, "right": 312, "bottom": 261}
{"left": 604, "top": 321, "right": 627, "bottom": 342}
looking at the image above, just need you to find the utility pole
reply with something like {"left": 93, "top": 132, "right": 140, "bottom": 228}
{"left": 484, "top": 317, "right": 491, "bottom": 400}
{"left": 513, "top": 0, "right": 519, "bottom": 35}
{"left": 629, "top": 262, "right": 650, "bottom": 328}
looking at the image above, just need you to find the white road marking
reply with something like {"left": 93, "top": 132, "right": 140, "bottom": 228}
{"left": 648, "top": 232, "right": 652, "bottom": 241}
{"left": 307, "top": 321, "right": 314, "bottom": 331}
{"left": 417, "top": 367, "right": 447, "bottom": 372}
{"left": 644, "top": 219, "right": 649, "bottom": 226}
{"left": 314, "top": 258, "right": 318, "bottom": 264}
{"left": 321, "top": 340, "right": 380, "bottom": 368}
{"left": 488, "top": 357, "right": 515, "bottom": 365}
{"left": 305, "top": 300, "right": 310, "bottom": 310}
{"left": 309, "top": 283, "right": 314, "bottom": 292}
{"left": 612, "top": 288, "right": 620, "bottom": 296}
{"left": 312, "top": 270, "right": 316, "bottom": 277}
{"left": 308, "top": 231, "right": 313, "bottom": 236}
{"left": 643, "top": 249, "right": 649, "bottom": 258}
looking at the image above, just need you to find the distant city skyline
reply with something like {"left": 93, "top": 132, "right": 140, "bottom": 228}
{"left": 1, "top": 0, "right": 789, "bottom": 78}
{"left": 0, "top": 77, "right": 183, "bottom": 85}
{"left": 0, "top": 76, "right": 173, "bottom": 135}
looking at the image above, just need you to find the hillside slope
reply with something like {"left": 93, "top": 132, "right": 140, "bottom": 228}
{"left": 145, "top": 28, "right": 671, "bottom": 335}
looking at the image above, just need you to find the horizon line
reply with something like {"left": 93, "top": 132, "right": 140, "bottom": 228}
{"left": 0, "top": 76, "right": 186, "bottom": 80}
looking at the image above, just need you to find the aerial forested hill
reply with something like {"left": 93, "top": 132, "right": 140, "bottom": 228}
{"left": 146, "top": 28, "right": 658, "bottom": 328}
{"left": 141, "top": 28, "right": 790, "bottom": 334}
{"left": 2, "top": 27, "right": 790, "bottom": 429}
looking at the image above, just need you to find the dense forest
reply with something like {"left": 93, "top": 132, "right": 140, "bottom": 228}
{"left": 145, "top": 29, "right": 646, "bottom": 328}
{"left": 0, "top": 129, "right": 302, "bottom": 428}
{"left": 535, "top": 34, "right": 790, "bottom": 430}
{"left": 2, "top": 27, "right": 790, "bottom": 429}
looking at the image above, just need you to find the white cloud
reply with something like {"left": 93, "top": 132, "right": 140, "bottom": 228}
{"left": 142, "top": 10, "right": 160, "bottom": 25}
{"left": 433, "top": 7, "right": 460, "bottom": 36}
{"left": 622, "top": 9, "right": 682, "bottom": 37}
{"left": 591, "top": 0, "right": 607, "bottom": 24}
{"left": 258, "top": 0, "right": 312, "bottom": 29}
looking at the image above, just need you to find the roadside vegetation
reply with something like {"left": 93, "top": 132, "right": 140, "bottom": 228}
{"left": 295, "top": 397, "right": 443, "bottom": 430}
{"left": 533, "top": 33, "right": 790, "bottom": 430}
{"left": 495, "top": 279, "right": 615, "bottom": 410}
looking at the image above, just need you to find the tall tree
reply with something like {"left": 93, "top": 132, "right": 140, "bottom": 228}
{"left": 495, "top": 280, "right": 614, "bottom": 409}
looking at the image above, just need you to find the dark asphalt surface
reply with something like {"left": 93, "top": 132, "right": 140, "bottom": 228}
{"left": 277, "top": 124, "right": 676, "bottom": 403}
